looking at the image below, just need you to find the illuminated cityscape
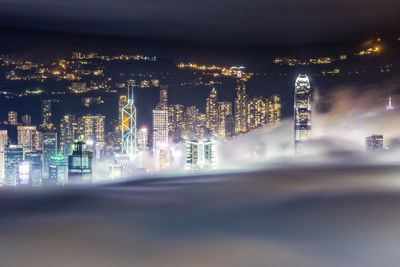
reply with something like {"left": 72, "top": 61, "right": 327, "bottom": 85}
{"left": 0, "top": 0, "right": 400, "bottom": 266}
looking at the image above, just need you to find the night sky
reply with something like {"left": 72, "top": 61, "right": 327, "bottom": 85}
{"left": 0, "top": 0, "right": 399, "bottom": 45}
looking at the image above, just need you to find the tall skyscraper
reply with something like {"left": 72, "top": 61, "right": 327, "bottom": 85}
{"left": 17, "top": 125, "right": 39, "bottom": 152}
{"left": 21, "top": 114, "right": 32, "bottom": 125}
{"left": 184, "top": 106, "right": 199, "bottom": 138}
{"left": 60, "top": 114, "right": 76, "bottom": 156}
{"left": 217, "top": 101, "right": 233, "bottom": 137}
{"left": 234, "top": 81, "right": 248, "bottom": 134}
{"left": 68, "top": 140, "right": 93, "bottom": 183}
{"left": 121, "top": 80, "right": 137, "bottom": 157}
{"left": 4, "top": 145, "right": 24, "bottom": 186}
{"left": 117, "top": 95, "right": 127, "bottom": 131}
{"left": 169, "top": 104, "right": 185, "bottom": 142}
{"left": 294, "top": 74, "right": 312, "bottom": 153}
{"left": 153, "top": 108, "right": 169, "bottom": 151}
{"left": 185, "top": 139, "right": 217, "bottom": 171}
{"left": 248, "top": 96, "right": 267, "bottom": 130}
{"left": 41, "top": 99, "right": 52, "bottom": 129}
{"left": 0, "top": 130, "right": 8, "bottom": 182}
{"left": 159, "top": 85, "right": 168, "bottom": 109}
{"left": 25, "top": 151, "right": 42, "bottom": 186}
{"left": 153, "top": 85, "right": 169, "bottom": 152}
{"left": 49, "top": 155, "right": 68, "bottom": 185}
{"left": 42, "top": 131, "right": 58, "bottom": 178}
{"left": 268, "top": 94, "right": 281, "bottom": 126}
{"left": 81, "top": 115, "right": 106, "bottom": 150}
{"left": 206, "top": 88, "right": 218, "bottom": 134}
{"left": 16, "top": 161, "right": 31, "bottom": 186}
{"left": 137, "top": 127, "right": 149, "bottom": 151}
{"left": 366, "top": 135, "right": 384, "bottom": 151}
{"left": 8, "top": 111, "right": 17, "bottom": 125}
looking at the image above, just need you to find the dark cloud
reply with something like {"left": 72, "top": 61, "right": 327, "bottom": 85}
{"left": 0, "top": 0, "right": 399, "bottom": 44}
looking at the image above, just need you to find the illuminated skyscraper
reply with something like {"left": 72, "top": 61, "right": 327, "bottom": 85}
{"left": 235, "top": 81, "right": 248, "bottom": 134}
{"left": 21, "top": 114, "right": 32, "bottom": 125}
{"left": 81, "top": 115, "right": 106, "bottom": 153}
{"left": 121, "top": 80, "right": 137, "bottom": 157}
{"left": 153, "top": 85, "right": 169, "bottom": 152}
{"left": 25, "top": 151, "right": 42, "bottom": 186}
{"left": 248, "top": 96, "right": 267, "bottom": 130}
{"left": 366, "top": 135, "right": 384, "bottom": 151}
{"left": 8, "top": 111, "right": 17, "bottom": 125}
{"left": 185, "top": 139, "right": 217, "bottom": 171}
{"left": 4, "top": 145, "right": 23, "bottom": 186}
{"left": 184, "top": 106, "right": 199, "bottom": 138}
{"left": 0, "top": 130, "right": 8, "bottom": 182}
{"left": 206, "top": 88, "right": 218, "bottom": 134}
{"left": 42, "top": 131, "right": 58, "bottom": 178}
{"left": 169, "top": 104, "right": 185, "bottom": 142}
{"left": 60, "top": 114, "right": 76, "bottom": 156}
{"left": 16, "top": 161, "right": 31, "bottom": 186}
{"left": 118, "top": 95, "right": 127, "bottom": 131}
{"left": 41, "top": 99, "right": 52, "bottom": 129}
{"left": 159, "top": 85, "right": 168, "bottom": 109}
{"left": 48, "top": 155, "right": 68, "bottom": 185}
{"left": 68, "top": 140, "right": 93, "bottom": 182}
{"left": 17, "top": 125, "right": 39, "bottom": 152}
{"left": 153, "top": 108, "right": 169, "bottom": 151}
{"left": 268, "top": 94, "right": 281, "bottom": 126}
{"left": 137, "top": 127, "right": 149, "bottom": 151}
{"left": 217, "top": 101, "right": 233, "bottom": 137}
{"left": 294, "top": 74, "right": 312, "bottom": 152}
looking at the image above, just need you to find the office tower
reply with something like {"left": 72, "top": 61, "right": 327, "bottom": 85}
{"left": 159, "top": 85, "right": 168, "bottom": 109}
{"left": 0, "top": 130, "right": 8, "bottom": 182}
{"left": 21, "top": 114, "right": 32, "bottom": 125}
{"left": 118, "top": 95, "right": 127, "bottom": 131}
{"left": 185, "top": 139, "right": 217, "bottom": 171}
{"left": 81, "top": 115, "right": 106, "bottom": 152}
{"left": 48, "top": 155, "right": 68, "bottom": 185}
{"left": 8, "top": 111, "right": 17, "bottom": 125}
{"left": 206, "top": 88, "right": 218, "bottom": 134}
{"left": 60, "top": 114, "right": 76, "bottom": 156}
{"left": 4, "top": 145, "right": 24, "bottom": 186}
{"left": 268, "top": 94, "right": 281, "bottom": 126}
{"left": 217, "top": 101, "right": 233, "bottom": 137}
{"left": 248, "top": 96, "right": 267, "bottom": 130}
{"left": 137, "top": 127, "right": 149, "bottom": 151}
{"left": 169, "top": 104, "right": 185, "bottom": 142}
{"left": 153, "top": 108, "right": 169, "bottom": 151}
{"left": 16, "top": 161, "right": 31, "bottom": 186}
{"left": 366, "top": 135, "right": 384, "bottom": 151}
{"left": 195, "top": 113, "right": 210, "bottom": 140}
{"left": 68, "top": 140, "right": 93, "bottom": 183}
{"left": 17, "top": 125, "right": 39, "bottom": 152}
{"left": 121, "top": 80, "right": 137, "bottom": 157}
{"left": 25, "top": 151, "right": 42, "bottom": 186}
{"left": 42, "top": 131, "right": 57, "bottom": 178}
{"left": 386, "top": 93, "right": 394, "bottom": 110}
{"left": 294, "top": 74, "right": 312, "bottom": 153}
{"left": 41, "top": 99, "right": 52, "bottom": 128}
{"left": 234, "top": 81, "right": 248, "bottom": 134}
{"left": 184, "top": 106, "right": 199, "bottom": 138}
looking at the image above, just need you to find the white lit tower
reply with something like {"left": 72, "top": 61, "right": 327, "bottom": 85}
{"left": 121, "top": 80, "right": 137, "bottom": 157}
{"left": 294, "top": 74, "right": 312, "bottom": 153}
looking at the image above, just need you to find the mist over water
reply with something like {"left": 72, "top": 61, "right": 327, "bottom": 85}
{"left": 2, "top": 83, "right": 400, "bottom": 266}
